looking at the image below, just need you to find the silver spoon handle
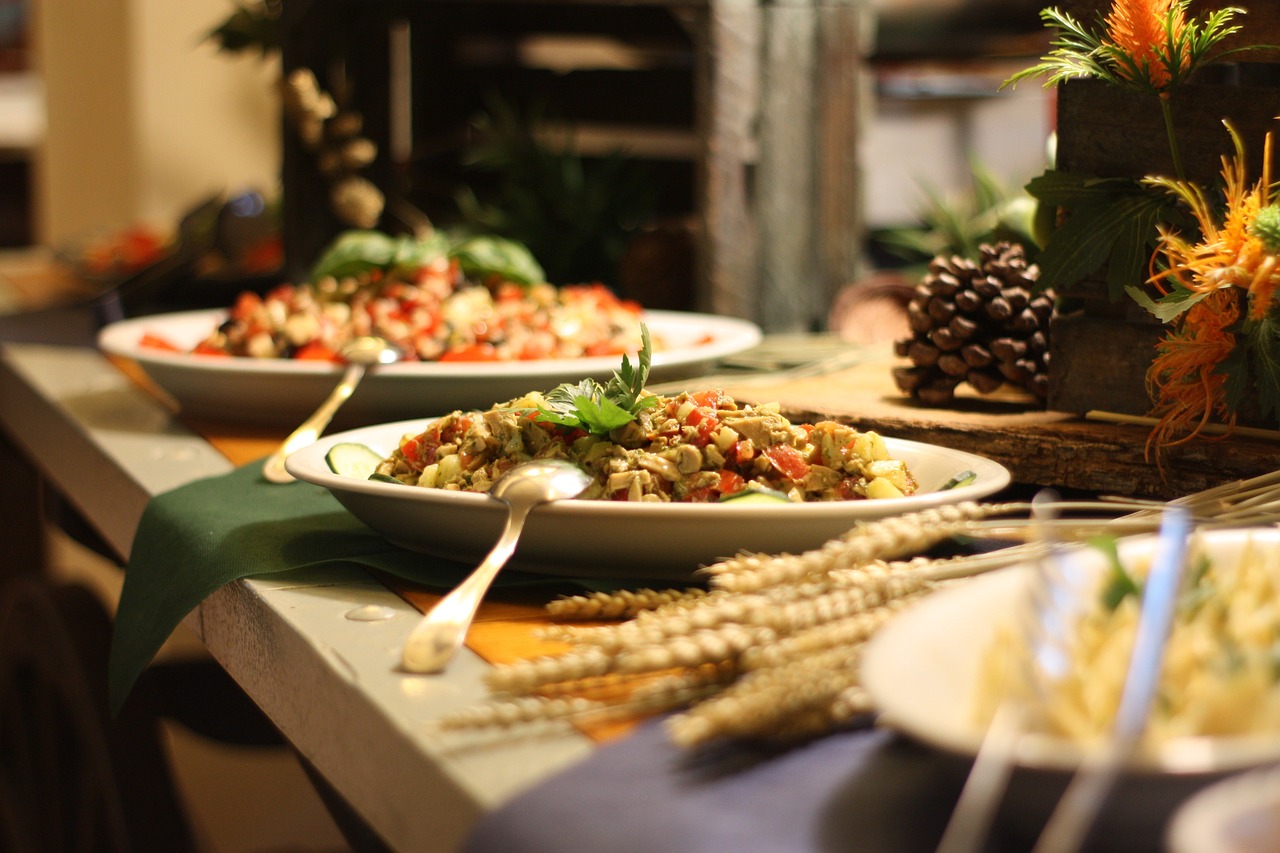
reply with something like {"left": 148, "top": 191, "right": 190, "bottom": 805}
{"left": 262, "top": 362, "right": 366, "bottom": 483}
{"left": 1031, "top": 505, "right": 1190, "bottom": 853}
{"left": 401, "top": 501, "right": 533, "bottom": 673}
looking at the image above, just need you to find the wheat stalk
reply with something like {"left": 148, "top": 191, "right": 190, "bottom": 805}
{"left": 442, "top": 472, "right": 1280, "bottom": 746}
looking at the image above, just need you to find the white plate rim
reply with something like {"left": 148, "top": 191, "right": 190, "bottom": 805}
{"left": 861, "top": 526, "right": 1280, "bottom": 776}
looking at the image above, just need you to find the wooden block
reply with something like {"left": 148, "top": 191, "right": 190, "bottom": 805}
{"left": 1046, "top": 310, "right": 1161, "bottom": 417}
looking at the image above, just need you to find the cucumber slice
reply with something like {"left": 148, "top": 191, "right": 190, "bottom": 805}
{"left": 720, "top": 487, "right": 792, "bottom": 505}
{"left": 939, "top": 470, "right": 977, "bottom": 491}
{"left": 325, "top": 442, "right": 385, "bottom": 480}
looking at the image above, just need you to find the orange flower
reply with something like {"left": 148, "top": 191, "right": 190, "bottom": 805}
{"left": 1145, "top": 288, "right": 1240, "bottom": 456}
{"left": 1105, "top": 0, "right": 1189, "bottom": 88}
{"left": 1144, "top": 123, "right": 1280, "bottom": 456}
{"left": 1149, "top": 126, "right": 1278, "bottom": 318}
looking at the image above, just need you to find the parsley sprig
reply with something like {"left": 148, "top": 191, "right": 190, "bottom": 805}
{"left": 535, "top": 325, "right": 660, "bottom": 435}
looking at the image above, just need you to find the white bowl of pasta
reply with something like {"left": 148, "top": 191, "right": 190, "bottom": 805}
{"left": 861, "top": 526, "right": 1280, "bottom": 851}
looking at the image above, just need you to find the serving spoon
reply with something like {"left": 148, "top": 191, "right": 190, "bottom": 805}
{"left": 262, "top": 335, "right": 401, "bottom": 483}
{"left": 401, "top": 459, "right": 593, "bottom": 673}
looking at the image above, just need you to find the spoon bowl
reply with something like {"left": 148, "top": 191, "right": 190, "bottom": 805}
{"left": 262, "top": 336, "right": 401, "bottom": 483}
{"left": 400, "top": 459, "right": 594, "bottom": 673}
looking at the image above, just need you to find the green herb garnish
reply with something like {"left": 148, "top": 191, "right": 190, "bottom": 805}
{"left": 535, "top": 325, "right": 660, "bottom": 436}
{"left": 1093, "top": 534, "right": 1141, "bottom": 611}
{"left": 308, "top": 229, "right": 545, "bottom": 286}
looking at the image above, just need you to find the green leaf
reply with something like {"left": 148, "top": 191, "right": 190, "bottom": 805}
{"left": 1218, "top": 333, "right": 1254, "bottom": 416}
{"left": 1032, "top": 187, "right": 1170, "bottom": 297}
{"left": 1026, "top": 171, "right": 1134, "bottom": 207}
{"left": 1125, "top": 283, "right": 1207, "bottom": 323}
{"left": 571, "top": 395, "right": 637, "bottom": 435}
{"left": 309, "top": 230, "right": 448, "bottom": 282}
{"left": 449, "top": 235, "right": 546, "bottom": 285}
{"left": 1105, "top": 201, "right": 1163, "bottom": 297}
{"left": 1090, "top": 535, "right": 1140, "bottom": 611}
{"left": 1239, "top": 316, "right": 1280, "bottom": 422}
{"left": 310, "top": 230, "right": 401, "bottom": 280}
{"left": 534, "top": 325, "right": 656, "bottom": 436}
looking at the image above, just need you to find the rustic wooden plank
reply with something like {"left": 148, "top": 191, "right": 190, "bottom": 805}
{"left": 1046, "top": 311, "right": 1162, "bottom": 416}
{"left": 815, "top": 0, "right": 873, "bottom": 312}
{"left": 695, "top": 0, "right": 761, "bottom": 318}
{"left": 1057, "top": 78, "right": 1279, "bottom": 185}
{"left": 717, "top": 347, "right": 1280, "bottom": 501}
{"left": 757, "top": 1, "right": 820, "bottom": 331}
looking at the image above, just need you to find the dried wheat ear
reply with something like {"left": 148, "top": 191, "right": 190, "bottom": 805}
{"left": 434, "top": 470, "right": 1280, "bottom": 747}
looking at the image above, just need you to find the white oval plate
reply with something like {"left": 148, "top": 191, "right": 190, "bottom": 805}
{"left": 285, "top": 419, "right": 1012, "bottom": 579}
{"left": 862, "top": 527, "right": 1280, "bottom": 775}
{"left": 861, "top": 527, "right": 1280, "bottom": 846}
{"left": 98, "top": 308, "right": 763, "bottom": 427}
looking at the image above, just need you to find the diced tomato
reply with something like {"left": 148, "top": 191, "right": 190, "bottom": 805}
{"left": 439, "top": 343, "right": 500, "bottom": 361}
{"left": 399, "top": 429, "right": 440, "bottom": 470}
{"left": 191, "top": 342, "right": 231, "bottom": 356}
{"left": 519, "top": 339, "right": 553, "bottom": 360}
{"left": 231, "top": 291, "right": 264, "bottom": 318}
{"left": 763, "top": 444, "right": 810, "bottom": 481}
{"left": 138, "top": 332, "right": 181, "bottom": 352}
{"left": 691, "top": 389, "right": 727, "bottom": 409}
{"left": 583, "top": 341, "right": 625, "bottom": 357}
{"left": 836, "top": 479, "right": 864, "bottom": 500}
{"left": 293, "top": 341, "right": 340, "bottom": 361}
{"left": 717, "top": 470, "right": 746, "bottom": 497}
{"left": 684, "top": 485, "right": 717, "bottom": 502}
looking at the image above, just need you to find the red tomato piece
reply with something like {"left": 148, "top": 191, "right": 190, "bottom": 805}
{"left": 293, "top": 341, "right": 340, "bottom": 361}
{"left": 763, "top": 444, "right": 810, "bottom": 481}
{"left": 717, "top": 469, "right": 746, "bottom": 497}
{"left": 138, "top": 332, "right": 181, "bottom": 352}
{"left": 439, "top": 343, "right": 499, "bottom": 362}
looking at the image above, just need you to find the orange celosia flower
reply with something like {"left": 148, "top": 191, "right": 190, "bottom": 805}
{"left": 1144, "top": 123, "right": 1280, "bottom": 456}
{"left": 1105, "top": 0, "right": 1189, "bottom": 89}
{"left": 1145, "top": 288, "right": 1240, "bottom": 457}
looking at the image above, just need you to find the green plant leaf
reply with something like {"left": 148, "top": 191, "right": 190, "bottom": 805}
{"left": 535, "top": 325, "right": 657, "bottom": 435}
{"left": 1105, "top": 200, "right": 1164, "bottom": 296}
{"left": 449, "top": 235, "right": 546, "bottom": 285}
{"left": 1239, "top": 316, "right": 1280, "bottom": 422}
{"left": 1125, "top": 283, "right": 1207, "bottom": 323}
{"left": 308, "top": 230, "right": 452, "bottom": 282}
{"left": 1030, "top": 178, "right": 1173, "bottom": 297}
{"left": 1090, "top": 534, "right": 1140, "bottom": 611}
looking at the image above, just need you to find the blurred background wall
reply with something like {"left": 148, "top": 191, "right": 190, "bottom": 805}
{"left": 29, "top": 0, "right": 280, "bottom": 246}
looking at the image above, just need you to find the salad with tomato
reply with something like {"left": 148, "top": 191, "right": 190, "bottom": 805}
{"left": 375, "top": 330, "right": 916, "bottom": 503}
{"left": 140, "top": 229, "right": 646, "bottom": 363}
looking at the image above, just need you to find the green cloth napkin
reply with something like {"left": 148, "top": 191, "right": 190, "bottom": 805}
{"left": 108, "top": 460, "right": 611, "bottom": 715}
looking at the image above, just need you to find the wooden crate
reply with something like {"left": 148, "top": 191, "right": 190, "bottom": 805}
{"left": 276, "top": 0, "right": 874, "bottom": 332}
{"left": 1046, "top": 0, "right": 1280, "bottom": 417}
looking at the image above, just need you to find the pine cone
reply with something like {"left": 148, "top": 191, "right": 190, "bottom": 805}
{"left": 892, "top": 242, "right": 1054, "bottom": 406}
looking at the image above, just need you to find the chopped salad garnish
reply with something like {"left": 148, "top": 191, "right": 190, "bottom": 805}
{"left": 374, "top": 343, "right": 918, "bottom": 504}
{"left": 140, "top": 229, "right": 647, "bottom": 364}
{"left": 533, "top": 326, "right": 661, "bottom": 436}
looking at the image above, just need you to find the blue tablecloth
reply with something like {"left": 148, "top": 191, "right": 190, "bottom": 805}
{"left": 463, "top": 715, "right": 1186, "bottom": 853}
{"left": 464, "top": 719, "right": 970, "bottom": 853}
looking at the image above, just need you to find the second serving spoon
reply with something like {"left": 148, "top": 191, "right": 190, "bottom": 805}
{"left": 262, "top": 335, "right": 401, "bottom": 483}
{"left": 401, "top": 459, "right": 593, "bottom": 673}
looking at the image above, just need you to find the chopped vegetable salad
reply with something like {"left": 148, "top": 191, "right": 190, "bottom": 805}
{"left": 376, "top": 389, "right": 918, "bottom": 503}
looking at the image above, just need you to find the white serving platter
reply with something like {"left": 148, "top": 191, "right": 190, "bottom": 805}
{"left": 861, "top": 527, "right": 1280, "bottom": 849}
{"left": 98, "top": 308, "right": 763, "bottom": 427}
{"left": 285, "top": 419, "right": 1012, "bottom": 580}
